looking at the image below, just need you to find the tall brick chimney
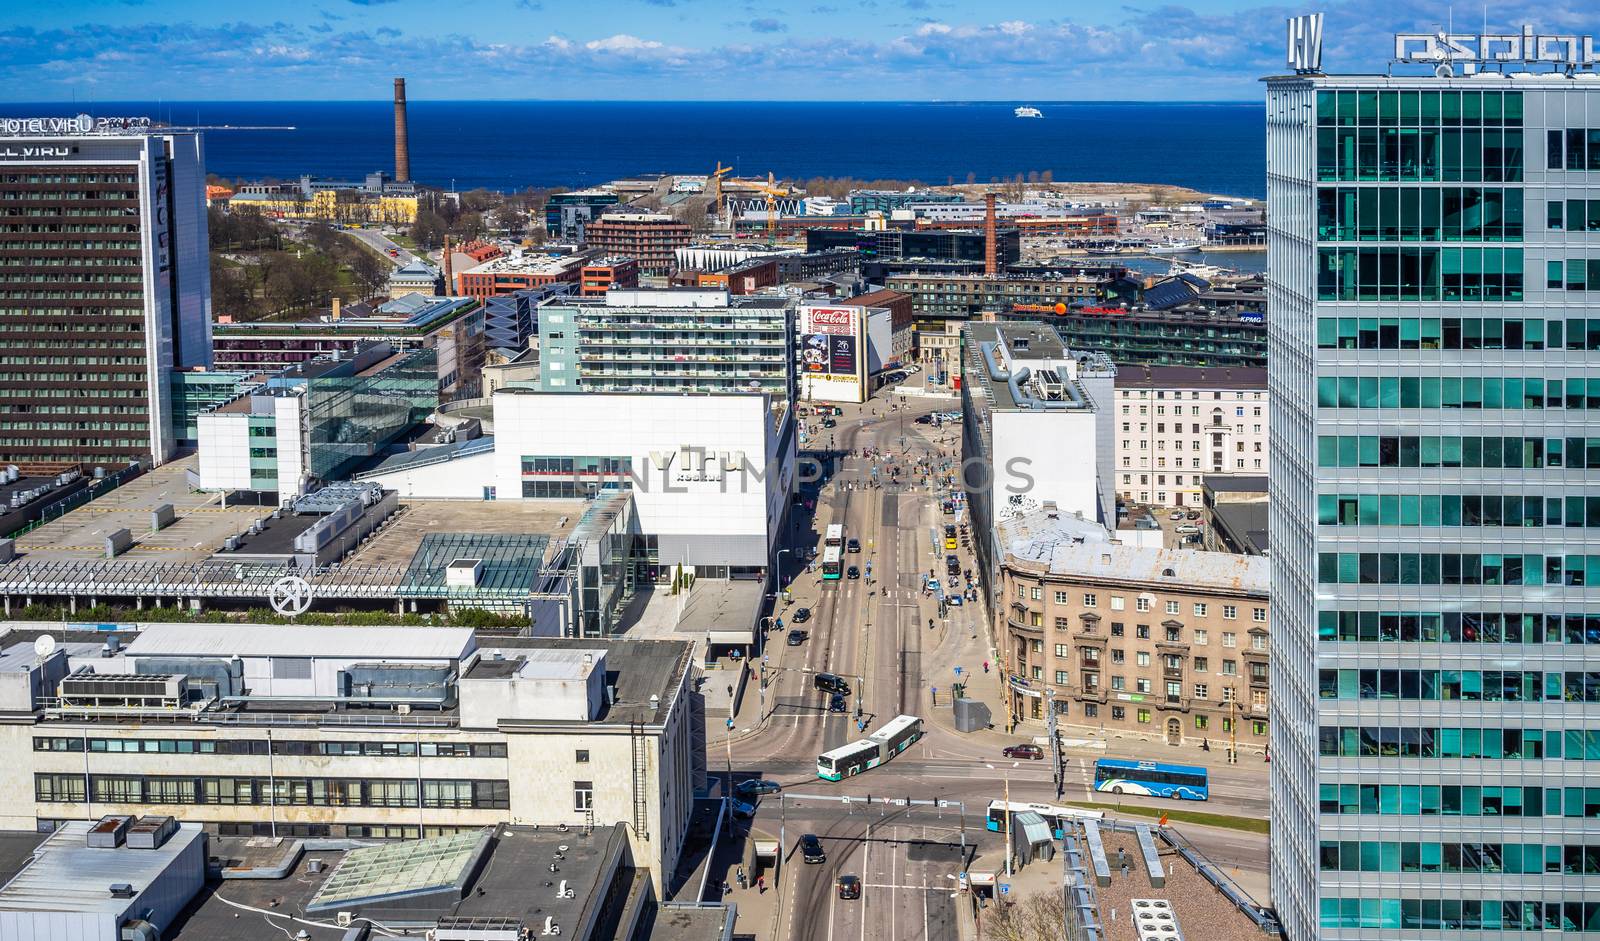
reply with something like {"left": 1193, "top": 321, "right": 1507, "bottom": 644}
{"left": 984, "top": 191, "right": 998, "bottom": 276}
{"left": 393, "top": 78, "right": 411, "bottom": 183}
{"left": 442, "top": 235, "right": 453, "bottom": 294}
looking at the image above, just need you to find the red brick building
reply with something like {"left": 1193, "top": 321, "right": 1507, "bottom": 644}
{"left": 455, "top": 253, "right": 584, "bottom": 300}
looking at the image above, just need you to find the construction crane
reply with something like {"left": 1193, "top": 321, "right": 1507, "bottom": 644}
{"left": 754, "top": 172, "right": 792, "bottom": 246}
{"left": 709, "top": 162, "right": 733, "bottom": 228}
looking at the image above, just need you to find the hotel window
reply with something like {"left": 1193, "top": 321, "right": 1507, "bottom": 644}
{"left": 1030, "top": 587, "right": 1042, "bottom": 601}
{"left": 1195, "top": 656, "right": 1209, "bottom": 671}
{"left": 1166, "top": 601, "right": 1180, "bottom": 615}
{"left": 1111, "top": 649, "right": 1125, "bottom": 664}
{"left": 1055, "top": 671, "right": 1068, "bottom": 685}
{"left": 1252, "top": 690, "right": 1267, "bottom": 710}
{"left": 1252, "top": 721, "right": 1267, "bottom": 736}
{"left": 1136, "top": 625, "right": 1150, "bottom": 639}
{"left": 1136, "top": 597, "right": 1151, "bottom": 612}
{"left": 1054, "top": 591, "right": 1068, "bottom": 604}
{"left": 1137, "top": 709, "right": 1151, "bottom": 724}
{"left": 1054, "top": 617, "right": 1070, "bottom": 631}
{"left": 1083, "top": 593, "right": 1096, "bottom": 607}
{"left": 1112, "top": 707, "right": 1126, "bottom": 721}
{"left": 1194, "top": 684, "right": 1209, "bottom": 699}
{"left": 1253, "top": 607, "right": 1267, "bottom": 622}
{"left": 1223, "top": 605, "right": 1238, "bottom": 620}
{"left": 1193, "top": 603, "right": 1208, "bottom": 617}
{"left": 1136, "top": 679, "right": 1152, "bottom": 693}
{"left": 1111, "top": 597, "right": 1125, "bottom": 611}
{"left": 1136, "top": 652, "right": 1151, "bottom": 667}
{"left": 1054, "top": 644, "right": 1068, "bottom": 657}
{"left": 1195, "top": 715, "right": 1209, "bottom": 729}
{"left": 1222, "top": 632, "right": 1237, "bottom": 647}
{"left": 1252, "top": 634, "right": 1268, "bottom": 651}
{"left": 1194, "top": 630, "right": 1208, "bottom": 645}
{"left": 1111, "top": 676, "right": 1126, "bottom": 691}
{"left": 1222, "top": 660, "right": 1238, "bottom": 677}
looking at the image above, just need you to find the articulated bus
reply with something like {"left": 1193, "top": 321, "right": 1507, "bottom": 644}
{"left": 984, "top": 800, "right": 1104, "bottom": 839}
{"left": 1092, "top": 758, "right": 1210, "bottom": 801}
{"left": 817, "top": 715, "right": 924, "bottom": 781}
{"left": 820, "top": 546, "right": 843, "bottom": 580}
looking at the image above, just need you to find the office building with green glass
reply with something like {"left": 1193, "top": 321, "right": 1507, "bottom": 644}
{"left": 1269, "top": 25, "right": 1600, "bottom": 941}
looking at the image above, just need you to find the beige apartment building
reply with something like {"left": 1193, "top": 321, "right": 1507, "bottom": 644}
{"left": 996, "top": 511, "right": 1270, "bottom": 749}
{"left": 1114, "top": 365, "right": 1268, "bottom": 508}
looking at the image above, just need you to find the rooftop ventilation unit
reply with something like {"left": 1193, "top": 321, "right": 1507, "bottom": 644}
{"left": 1131, "top": 898, "right": 1184, "bottom": 941}
{"left": 125, "top": 816, "right": 178, "bottom": 850}
{"left": 88, "top": 815, "right": 134, "bottom": 848}
{"left": 434, "top": 916, "right": 525, "bottom": 941}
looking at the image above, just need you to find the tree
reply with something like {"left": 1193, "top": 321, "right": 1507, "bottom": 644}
{"left": 348, "top": 248, "right": 389, "bottom": 301}
{"left": 412, "top": 210, "right": 448, "bottom": 250}
{"left": 980, "top": 892, "right": 1069, "bottom": 941}
{"left": 210, "top": 265, "right": 254, "bottom": 319}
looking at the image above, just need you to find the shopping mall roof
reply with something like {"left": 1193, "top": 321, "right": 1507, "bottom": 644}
{"left": 399, "top": 532, "right": 552, "bottom": 598}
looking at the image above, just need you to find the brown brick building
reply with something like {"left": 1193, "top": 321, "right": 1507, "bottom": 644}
{"left": 584, "top": 212, "right": 691, "bottom": 275}
{"left": 996, "top": 510, "right": 1271, "bottom": 750}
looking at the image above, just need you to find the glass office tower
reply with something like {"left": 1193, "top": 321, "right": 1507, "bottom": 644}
{"left": 1269, "top": 70, "right": 1600, "bottom": 938}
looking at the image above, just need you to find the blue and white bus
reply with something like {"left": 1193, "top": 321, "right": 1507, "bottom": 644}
{"left": 1092, "top": 758, "right": 1210, "bottom": 801}
{"left": 984, "top": 800, "right": 1104, "bottom": 839}
{"left": 817, "top": 715, "right": 923, "bottom": 781}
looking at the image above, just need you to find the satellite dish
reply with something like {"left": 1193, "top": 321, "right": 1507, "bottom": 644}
{"left": 33, "top": 635, "right": 56, "bottom": 659}
{"left": 1434, "top": 63, "right": 1455, "bottom": 78}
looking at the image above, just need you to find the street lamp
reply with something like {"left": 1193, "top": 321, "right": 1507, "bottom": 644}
{"left": 985, "top": 761, "right": 1020, "bottom": 877}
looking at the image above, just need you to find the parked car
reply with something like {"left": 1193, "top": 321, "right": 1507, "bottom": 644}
{"left": 787, "top": 629, "right": 808, "bottom": 646}
{"left": 946, "top": 593, "right": 963, "bottom": 606}
{"left": 1169, "top": 510, "right": 1185, "bottom": 521}
{"left": 846, "top": 538, "right": 862, "bottom": 553}
{"left": 847, "top": 566, "right": 860, "bottom": 579}
{"left": 1186, "top": 510, "right": 1202, "bottom": 520}
{"left": 828, "top": 693, "right": 847, "bottom": 713}
{"left": 730, "top": 798, "right": 757, "bottom": 818}
{"left": 1003, "top": 744, "right": 1045, "bottom": 760}
{"left": 736, "top": 779, "right": 782, "bottom": 797}
{"left": 1176, "top": 524, "right": 1201, "bottom": 535}
{"left": 791, "top": 607, "right": 812, "bottom": 623}
{"left": 837, "top": 875, "right": 861, "bottom": 899}
{"left": 801, "top": 834, "right": 826, "bottom": 863}
{"left": 915, "top": 415, "right": 933, "bottom": 425}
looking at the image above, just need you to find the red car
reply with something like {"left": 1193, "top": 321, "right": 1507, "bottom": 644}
{"left": 1002, "top": 744, "right": 1044, "bottom": 760}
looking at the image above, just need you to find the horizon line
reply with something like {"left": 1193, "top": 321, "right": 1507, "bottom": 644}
{"left": 0, "top": 97, "right": 1264, "bottom": 106}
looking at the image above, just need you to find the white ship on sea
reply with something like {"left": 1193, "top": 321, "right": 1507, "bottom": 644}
{"left": 1014, "top": 106, "right": 1043, "bottom": 118}
{"left": 1147, "top": 240, "right": 1202, "bottom": 255}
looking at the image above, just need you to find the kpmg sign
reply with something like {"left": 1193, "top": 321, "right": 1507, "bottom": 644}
{"left": 1396, "top": 26, "right": 1600, "bottom": 65}
{"left": 0, "top": 114, "right": 153, "bottom": 136}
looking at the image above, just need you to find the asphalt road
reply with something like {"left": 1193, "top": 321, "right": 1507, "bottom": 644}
{"left": 725, "top": 385, "right": 1270, "bottom": 940}
{"left": 341, "top": 226, "right": 417, "bottom": 268}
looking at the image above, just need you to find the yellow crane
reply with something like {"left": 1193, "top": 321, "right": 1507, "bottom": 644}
{"left": 709, "top": 162, "right": 733, "bottom": 227}
{"left": 754, "top": 172, "right": 792, "bottom": 246}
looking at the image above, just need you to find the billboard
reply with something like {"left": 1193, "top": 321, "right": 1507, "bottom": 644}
{"left": 800, "top": 305, "right": 865, "bottom": 403}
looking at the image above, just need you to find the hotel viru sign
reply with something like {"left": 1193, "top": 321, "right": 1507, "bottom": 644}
{"left": 0, "top": 115, "right": 153, "bottom": 136}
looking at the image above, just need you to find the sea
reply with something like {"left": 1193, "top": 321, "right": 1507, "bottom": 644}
{"left": 12, "top": 100, "right": 1267, "bottom": 199}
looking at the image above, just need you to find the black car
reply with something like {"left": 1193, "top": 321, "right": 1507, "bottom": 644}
{"left": 791, "top": 607, "right": 812, "bottom": 623}
{"left": 787, "top": 629, "right": 808, "bottom": 646}
{"left": 837, "top": 874, "right": 861, "bottom": 899}
{"left": 847, "top": 566, "right": 860, "bottom": 579}
{"left": 846, "top": 538, "right": 862, "bottom": 553}
{"left": 813, "top": 672, "right": 851, "bottom": 694}
{"left": 735, "top": 778, "right": 783, "bottom": 797}
{"left": 800, "top": 834, "right": 826, "bottom": 864}
{"left": 915, "top": 415, "right": 933, "bottom": 425}
{"left": 828, "top": 693, "right": 847, "bottom": 713}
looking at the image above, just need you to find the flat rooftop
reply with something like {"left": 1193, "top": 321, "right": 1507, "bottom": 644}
{"left": 1114, "top": 364, "right": 1268, "bottom": 390}
{"left": 0, "top": 820, "right": 206, "bottom": 919}
{"left": 169, "top": 824, "right": 630, "bottom": 941}
{"left": 1090, "top": 827, "right": 1271, "bottom": 941}
{"left": 10, "top": 457, "right": 274, "bottom": 564}
{"left": 479, "top": 637, "right": 691, "bottom": 726}
{"left": 341, "top": 499, "right": 586, "bottom": 568}
{"left": 1007, "top": 539, "right": 1270, "bottom": 595}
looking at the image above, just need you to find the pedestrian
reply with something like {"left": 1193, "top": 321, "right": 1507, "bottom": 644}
{"left": 738, "top": 866, "right": 747, "bottom": 888}
{"left": 983, "top": 660, "right": 990, "bottom": 673}
{"left": 1121, "top": 861, "right": 1129, "bottom": 879}
{"left": 758, "top": 875, "right": 766, "bottom": 894}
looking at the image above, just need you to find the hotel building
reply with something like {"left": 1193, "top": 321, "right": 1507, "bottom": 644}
{"left": 1268, "top": 27, "right": 1600, "bottom": 940}
{"left": 0, "top": 119, "right": 211, "bottom": 472}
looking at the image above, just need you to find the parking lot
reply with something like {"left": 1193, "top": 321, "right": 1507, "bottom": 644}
{"left": 1120, "top": 502, "right": 1211, "bottom": 550}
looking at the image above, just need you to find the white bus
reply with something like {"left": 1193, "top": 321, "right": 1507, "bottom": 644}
{"left": 823, "top": 523, "right": 844, "bottom": 549}
{"left": 817, "top": 739, "right": 881, "bottom": 781}
{"left": 821, "top": 545, "right": 843, "bottom": 580}
{"left": 869, "top": 715, "right": 923, "bottom": 760}
{"left": 818, "top": 715, "right": 923, "bottom": 781}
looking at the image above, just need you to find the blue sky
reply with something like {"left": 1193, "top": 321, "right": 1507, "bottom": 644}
{"left": 0, "top": 0, "right": 1590, "bottom": 101}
